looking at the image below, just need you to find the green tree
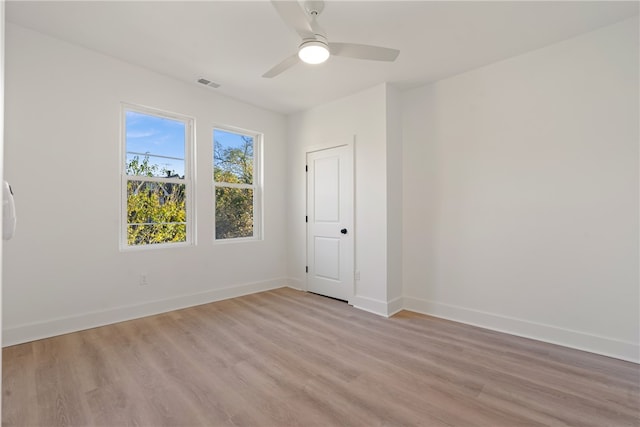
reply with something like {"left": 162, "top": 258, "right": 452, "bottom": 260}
{"left": 126, "top": 155, "right": 186, "bottom": 245}
{"left": 214, "top": 137, "right": 254, "bottom": 239}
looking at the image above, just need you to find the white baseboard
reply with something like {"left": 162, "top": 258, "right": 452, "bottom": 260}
{"left": 286, "top": 277, "right": 305, "bottom": 291}
{"left": 11, "top": 279, "right": 635, "bottom": 363}
{"left": 403, "top": 296, "right": 640, "bottom": 364}
{"left": 351, "top": 294, "right": 404, "bottom": 317}
{"left": 387, "top": 296, "right": 404, "bottom": 316}
{"left": 3, "top": 278, "right": 287, "bottom": 347}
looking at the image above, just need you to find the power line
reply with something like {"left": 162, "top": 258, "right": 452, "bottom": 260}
{"left": 126, "top": 151, "right": 184, "bottom": 161}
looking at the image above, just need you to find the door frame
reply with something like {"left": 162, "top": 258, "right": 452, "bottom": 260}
{"left": 304, "top": 136, "right": 355, "bottom": 303}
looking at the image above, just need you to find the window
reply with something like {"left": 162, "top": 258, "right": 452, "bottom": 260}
{"left": 213, "top": 128, "right": 261, "bottom": 241}
{"left": 121, "top": 105, "right": 193, "bottom": 248}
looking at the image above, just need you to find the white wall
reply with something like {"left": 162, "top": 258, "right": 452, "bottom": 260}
{"left": 386, "top": 84, "right": 403, "bottom": 313}
{"left": 3, "top": 23, "right": 288, "bottom": 345}
{"left": 287, "top": 84, "right": 393, "bottom": 314}
{"left": 5, "top": 14, "right": 637, "bottom": 365}
{"left": 0, "top": 1, "right": 5, "bottom": 417}
{"left": 401, "top": 16, "right": 639, "bottom": 362}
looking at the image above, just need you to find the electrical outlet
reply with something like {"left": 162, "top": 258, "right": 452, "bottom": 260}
{"left": 139, "top": 273, "right": 149, "bottom": 286}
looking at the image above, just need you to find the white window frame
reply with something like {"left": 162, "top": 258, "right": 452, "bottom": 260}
{"left": 213, "top": 125, "right": 262, "bottom": 243}
{"left": 120, "top": 103, "right": 195, "bottom": 251}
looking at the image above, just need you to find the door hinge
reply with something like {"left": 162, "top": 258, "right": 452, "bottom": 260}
{"left": 305, "top": 266, "right": 308, "bottom": 273}
{"left": 305, "top": 165, "right": 308, "bottom": 172}
{"left": 305, "top": 215, "right": 308, "bottom": 223}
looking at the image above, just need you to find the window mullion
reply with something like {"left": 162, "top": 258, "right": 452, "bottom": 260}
{"left": 213, "top": 182, "right": 253, "bottom": 190}
{"left": 127, "top": 175, "right": 187, "bottom": 185}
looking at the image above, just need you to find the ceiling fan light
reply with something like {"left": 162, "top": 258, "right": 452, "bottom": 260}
{"left": 298, "top": 40, "right": 330, "bottom": 64}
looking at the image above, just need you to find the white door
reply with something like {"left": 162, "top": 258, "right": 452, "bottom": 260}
{"left": 306, "top": 144, "right": 354, "bottom": 301}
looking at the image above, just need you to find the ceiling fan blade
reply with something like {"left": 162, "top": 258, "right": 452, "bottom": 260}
{"left": 271, "top": 0, "right": 315, "bottom": 39}
{"left": 329, "top": 42, "right": 400, "bottom": 62}
{"left": 262, "top": 54, "right": 300, "bottom": 78}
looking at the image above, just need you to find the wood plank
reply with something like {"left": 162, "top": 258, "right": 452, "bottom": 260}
{"left": 3, "top": 288, "right": 639, "bottom": 426}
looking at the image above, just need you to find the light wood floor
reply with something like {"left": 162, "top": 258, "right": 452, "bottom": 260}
{"left": 3, "top": 288, "right": 639, "bottom": 427}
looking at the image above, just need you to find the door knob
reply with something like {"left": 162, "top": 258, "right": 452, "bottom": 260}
{"left": 340, "top": 228, "right": 348, "bottom": 235}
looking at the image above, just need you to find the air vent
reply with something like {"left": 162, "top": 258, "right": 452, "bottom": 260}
{"left": 197, "top": 78, "right": 220, "bottom": 89}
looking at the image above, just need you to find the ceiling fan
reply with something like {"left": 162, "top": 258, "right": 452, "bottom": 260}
{"left": 263, "top": 0, "right": 400, "bottom": 78}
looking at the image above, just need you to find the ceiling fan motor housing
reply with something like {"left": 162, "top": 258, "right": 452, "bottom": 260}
{"left": 298, "top": 34, "right": 330, "bottom": 64}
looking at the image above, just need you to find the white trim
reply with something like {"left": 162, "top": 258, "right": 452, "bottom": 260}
{"left": 350, "top": 295, "right": 404, "bottom": 317}
{"left": 403, "top": 296, "right": 640, "bottom": 364}
{"left": 3, "top": 278, "right": 288, "bottom": 347}
{"left": 212, "top": 126, "right": 263, "bottom": 242}
{"left": 305, "top": 140, "right": 352, "bottom": 154}
{"left": 350, "top": 295, "right": 389, "bottom": 317}
{"left": 6, "top": 276, "right": 636, "bottom": 364}
{"left": 287, "top": 277, "right": 305, "bottom": 291}
{"left": 120, "top": 103, "right": 195, "bottom": 250}
{"left": 305, "top": 136, "right": 356, "bottom": 301}
{"left": 1, "top": 1, "right": 5, "bottom": 418}
{"left": 118, "top": 239, "right": 192, "bottom": 252}
{"left": 214, "top": 182, "right": 253, "bottom": 190}
{"left": 387, "top": 296, "right": 404, "bottom": 317}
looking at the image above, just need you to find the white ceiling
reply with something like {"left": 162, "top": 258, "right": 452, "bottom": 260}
{"left": 6, "top": 1, "right": 639, "bottom": 114}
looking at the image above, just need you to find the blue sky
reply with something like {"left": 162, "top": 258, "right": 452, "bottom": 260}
{"left": 126, "top": 111, "right": 186, "bottom": 177}
{"left": 214, "top": 128, "right": 253, "bottom": 152}
{"left": 126, "top": 111, "right": 253, "bottom": 178}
